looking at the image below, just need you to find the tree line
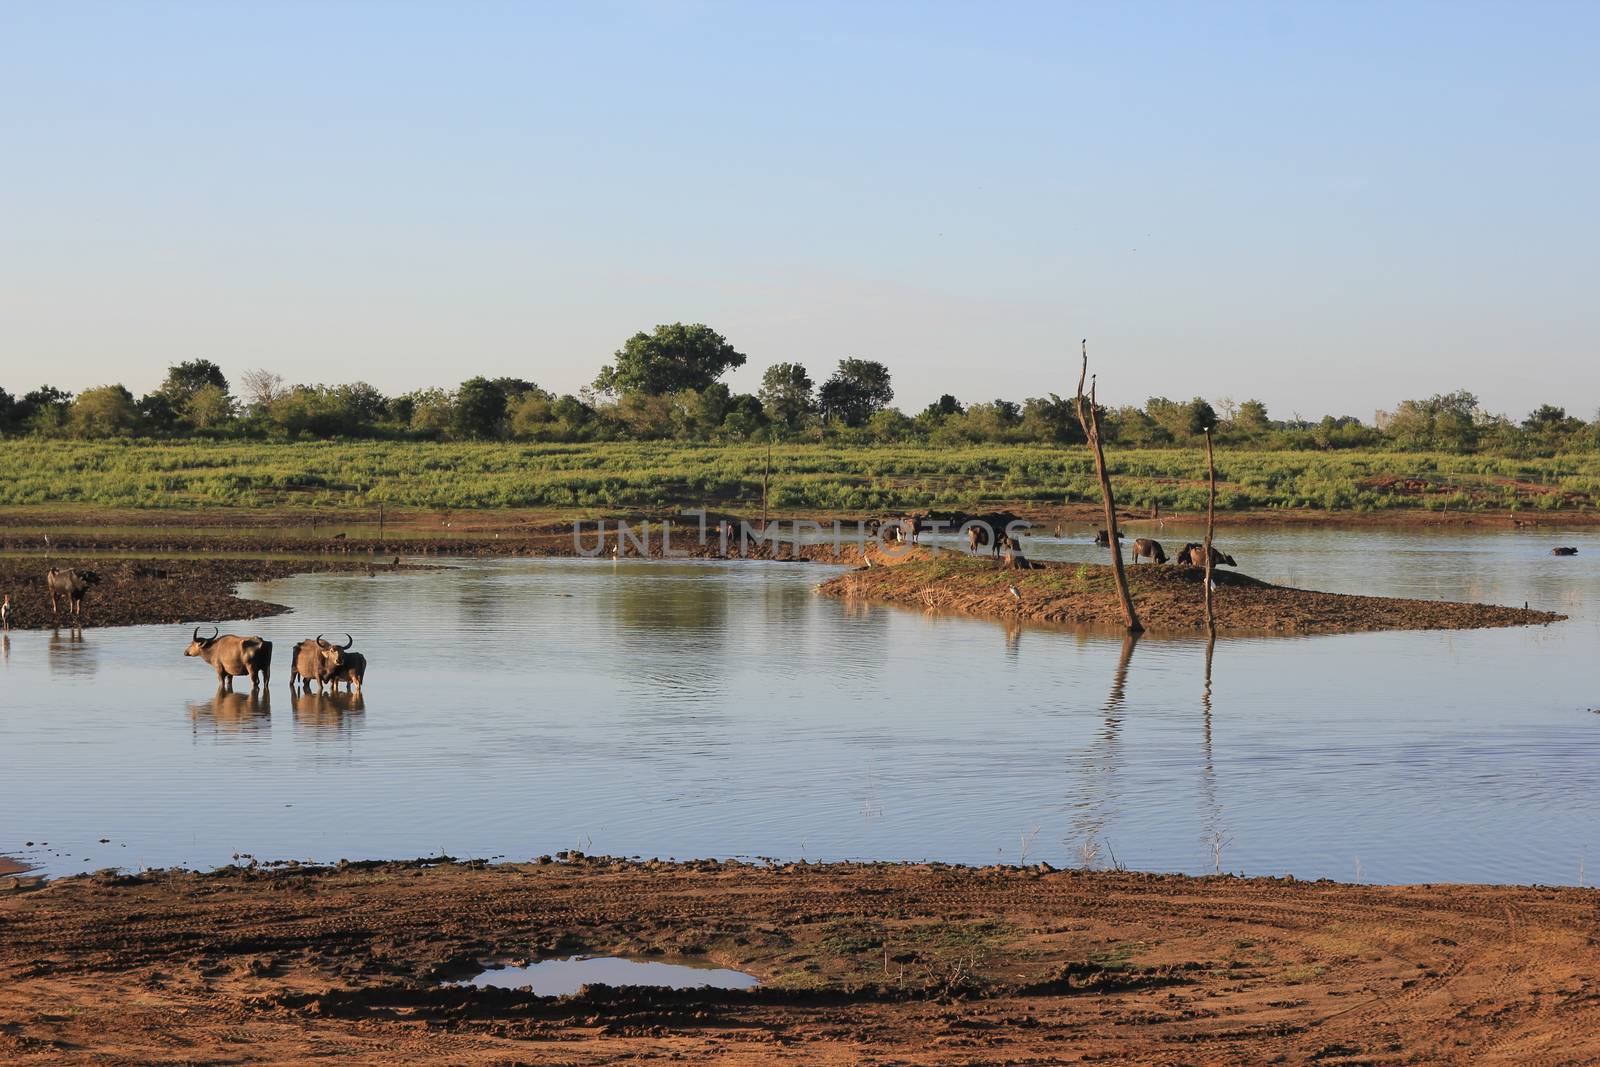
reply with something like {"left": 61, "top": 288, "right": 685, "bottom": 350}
{"left": 2, "top": 323, "right": 1595, "bottom": 456}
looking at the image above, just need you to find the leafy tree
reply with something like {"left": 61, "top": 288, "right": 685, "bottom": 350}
{"left": 720, "top": 393, "right": 768, "bottom": 439}
{"left": 1145, "top": 396, "right": 1217, "bottom": 439}
{"left": 1387, "top": 390, "right": 1480, "bottom": 451}
{"left": 0, "top": 386, "right": 15, "bottom": 430}
{"left": 608, "top": 391, "right": 675, "bottom": 438}
{"left": 1020, "top": 394, "right": 1083, "bottom": 444}
{"left": 160, "top": 360, "right": 229, "bottom": 404}
{"left": 1105, "top": 405, "right": 1167, "bottom": 446}
{"left": 670, "top": 384, "right": 732, "bottom": 439}
{"left": 758, "top": 362, "right": 815, "bottom": 429}
{"left": 594, "top": 323, "right": 747, "bottom": 396}
{"left": 818, "top": 358, "right": 893, "bottom": 427}
{"left": 136, "top": 391, "right": 179, "bottom": 432}
{"left": 867, "top": 408, "right": 913, "bottom": 441}
{"left": 491, "top": 377, "right": 544, "bottom": 405}
{"left": 1522, "top": 404, "right": 1581, "bottom": 433}
{"left": 454, "top": 377, "right": 508, "bottom": 438}
{"left": 923, "top": 394, "right": 964, "bottom": 418}
{"left": 405, "top": 389, "right": 456, "bottom": 436}
{"left": 19, "top": 386, "right": 72, "bottom": 432}
{"left": 186, "top": 384, "right": 235, "bottom": 430}
{"left": 68, "top": 385, "right": 140, "bottom": 437}
{"left": 1235, "top": 398, "right": 1271, "bottom": 432}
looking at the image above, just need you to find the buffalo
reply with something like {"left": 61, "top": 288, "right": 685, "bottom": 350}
{"left": 1093, "top": 529, "right": 1122, "bottom": 547}
{"left": 1131, "top": 538, "right": 1168, "bottom": 564}
{"left": 290, "top": 633, "right": 351, "bottom": 692}
{"left": 184, "top": 626, "right": 273, "bottom": 690}
{"left": 329, "top": 651, "right": 367, "bottom": 693}
{"left": 1175, "top": 543, "right": 1237, "bottom": 568}
{"left": 46, "top": 567, "right": 100, "bottom": 619}
{"left": 1552, "top": 546, "right": 1578, "bottom": 556}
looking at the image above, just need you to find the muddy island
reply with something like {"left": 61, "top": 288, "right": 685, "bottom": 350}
{"left": 816, "top": 550, "right": 1565, "bottom": 635}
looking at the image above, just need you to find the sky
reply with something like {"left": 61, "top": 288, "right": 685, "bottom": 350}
{"left": 2, "top": 1, "right": 1596, "bottom": 421}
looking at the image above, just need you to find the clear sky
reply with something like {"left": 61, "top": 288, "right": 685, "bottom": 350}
{"left": 3, "top": 1, "right": 1596, "bottom": 420}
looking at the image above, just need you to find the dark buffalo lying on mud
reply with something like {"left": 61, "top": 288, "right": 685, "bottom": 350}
{"left": 46, "top": 567, "right": 100, "bottom": 619}
{"left": 1552, "top": 546, "right": 1578, "bottom": 556}
{"left": 1131, "top": 538, "right": 1168, "bottom": 564}
{"left": 184, "top": 626, "right": 273, "bottom": 690}
{"left": 290, "top": 634, "right": 352, "bottom": 692}
{"left": 1175, "top": 543, "right": 1237, "bottom": 568}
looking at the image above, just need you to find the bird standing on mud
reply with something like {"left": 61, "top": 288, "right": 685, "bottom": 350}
{"left": 1008, "top": 585, "right": 1021, "bottom": 600}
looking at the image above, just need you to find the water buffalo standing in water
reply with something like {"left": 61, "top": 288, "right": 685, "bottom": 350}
{"left": 1094, "top": 529, "right": 1123, "bottom": 547}
{"left": 1131, "top": 538, "right": 1168, "bottom": 564}
{"left": 1552, "top": 546, "right": 1578, "bottom": 556}
{"left": 290, "top": 634, "right": 351, "bottom": 692}
{"left": 1175, "top": 543, "right": 1237, "bottom": 568}
{"left": 184, "top": 626, "right": 273, "bottom": 690}
{"left": 329, "top": 651, "right": 367, "bottom": 693}
{"left": 46, "top": 567, "right": 100, "bottom": 620}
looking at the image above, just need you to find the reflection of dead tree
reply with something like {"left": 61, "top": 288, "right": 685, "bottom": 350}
{"left": 1065, "top": 632, "right": 1141, "bottom": 858}
{"left": 1105, "top": 630, "right": 1140, "bottom": 714}
{"left": 1075, "top": 341, "right": 1141, "bottom": 632}
{"left": 1203, "top": 425, "right": 1217, "bottom": 628}
{"left": 1199, "top": 629, "right": 1225, "bottom": 873}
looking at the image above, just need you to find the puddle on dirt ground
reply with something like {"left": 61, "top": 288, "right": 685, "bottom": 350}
{"left": 460, "top": 955, "right": 760, "bottom": 995}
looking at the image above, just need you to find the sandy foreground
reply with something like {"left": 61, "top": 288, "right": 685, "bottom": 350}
{"left": 1, "top": 857, "right": 1597, "bottom": 1064}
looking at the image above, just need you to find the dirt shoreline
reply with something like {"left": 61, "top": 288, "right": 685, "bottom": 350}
{"left": 818, "top": 549, "right": 1564, "bottom": 635}
{"left": 2, "top": 856, "right": 1596, "bottom": 1064}
{"left": 0, "top": 556, "right": 422, "bottom": 631}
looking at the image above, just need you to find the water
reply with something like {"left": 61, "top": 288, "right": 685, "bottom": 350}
{"left": 462, "top": 956, "right": 759, "bottom": 995}
{"left": 2, "top": 524, "right": 1597, "bottom": 885}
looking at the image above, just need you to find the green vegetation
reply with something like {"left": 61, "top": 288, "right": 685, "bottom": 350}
{"left": 2, "top": 440, "right": 1596, "bottom": 512}
{"left": 5, "top": 323, "right": 1596, "bottom": 459}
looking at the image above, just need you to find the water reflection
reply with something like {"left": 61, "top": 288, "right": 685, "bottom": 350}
{"left": 291, "top": 690, "right": 366, "bottom": 735}
{"left": 188, "top": 689, "right": 271, "bottom": 737}
{"left": 1066, "top": 632, "right": 1139, "bottom": 858}
{"left": 1198, "top": 630, "right": 1224, "bottom": 869}
{"left": 47, "top": 627, "right": 93, "bottom": 675}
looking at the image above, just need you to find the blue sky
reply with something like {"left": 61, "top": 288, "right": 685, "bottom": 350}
{"left": 2, "top": 1, "right": 1596, "bottom": 420}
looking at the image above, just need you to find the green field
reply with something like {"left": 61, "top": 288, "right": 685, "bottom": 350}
{"left": 2, "top": 440, "right": 1597, "bottom": 513}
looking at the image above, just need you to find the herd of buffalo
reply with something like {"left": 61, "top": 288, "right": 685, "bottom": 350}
{"left": 183, "top": 626, "right": 367, "bottom": 694}
{"left": 33, "top": 565, "right": 368, "bottom": 693}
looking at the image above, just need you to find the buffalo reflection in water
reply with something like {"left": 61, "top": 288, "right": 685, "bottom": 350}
{"left": 188, "top": 688, "right": 271, "bottom": 736}
{"left": 291, "top": 689, "right": 366, "bottom": 735}
{"left": 47, "top": 626, "right": 95, "bottom": 676}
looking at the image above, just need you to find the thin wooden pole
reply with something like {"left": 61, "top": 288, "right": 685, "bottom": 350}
{"left": 1203, "top": 426, "right": 1216, "bottom": 627}
{"left": 761, "top": 439, "right": 771, "bottom": 531}
{"left": 1075, "top": 341, "right": 1141, "bottom": 633}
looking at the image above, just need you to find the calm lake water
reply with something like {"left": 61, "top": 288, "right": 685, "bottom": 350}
{"left": 3, "top": 523, "right": 1597, "bottom": 885}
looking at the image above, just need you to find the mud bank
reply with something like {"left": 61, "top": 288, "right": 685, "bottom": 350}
{"left": 1, "top": 856, "right": 1596, "bottom": 1064}
{"left": 817, "top": 551, "right": 1565, "bottom": 634}
{"left": 0, "top": 556, "right": 423, "bottom": 631}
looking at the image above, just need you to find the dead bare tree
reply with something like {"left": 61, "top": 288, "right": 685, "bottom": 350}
{"left": 1203, "top": 425, "right": 1217, "bottom": 628}
{"left": 1074, "top": 341, "right": 1141, "bottom": 633}
{"left": 239, "top": 369, "right": 285, "bottom": 410}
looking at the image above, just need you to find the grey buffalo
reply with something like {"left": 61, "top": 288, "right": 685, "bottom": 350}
{"left": 46, "top": 567, "right": 100, "bottom": 619}
{"left": 184, "top": 626, "right": 273, "bottom": 690}
{"left": 290, "top": 634, "right": 351, "bottom": 692}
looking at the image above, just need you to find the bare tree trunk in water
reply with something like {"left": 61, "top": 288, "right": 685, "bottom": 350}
{"left": 761, "top": 440, "right": 771, "bottom": 532}
{"left": 1203, "top": 426, "right": 1217, "bottom": 628}
{"left": 1075, "top": 341, "right": 1142, "bottom": 633}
